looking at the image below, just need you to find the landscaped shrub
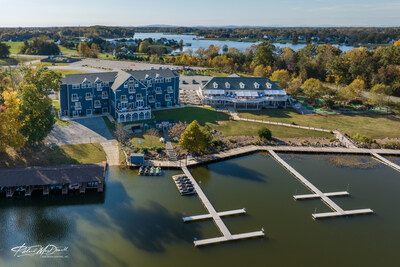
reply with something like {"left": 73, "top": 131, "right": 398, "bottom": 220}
{"left": 383, "top": 141, "right": 400, "bottom": 149}
{"left": 352, "top": 133, "right": 375, "bottom": 144}
{"left": 258, "top": 127, "right": 272, "bottom": 141}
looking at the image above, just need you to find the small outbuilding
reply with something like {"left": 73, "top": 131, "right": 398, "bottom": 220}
{"left": 130, "top": 153, "right": 145, "bottom": 165}
{"left": 155, "top": 119, "right": 175, "bottom": 131}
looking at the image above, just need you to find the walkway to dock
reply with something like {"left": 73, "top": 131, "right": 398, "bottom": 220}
{"left": 371, "top": 152, "right": 400, "bottom": 173}
{"left": 268, "top": 150, "right": 373, "bottom": 219}
{"left": 181, "top": 167, "right": 264, "bottom": 246}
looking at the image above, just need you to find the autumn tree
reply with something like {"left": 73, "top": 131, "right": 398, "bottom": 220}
{"left": 179, "top": 120, "right": 210, "bottom": 153}
{"left": 338, "top": 78, "right": 365, "bottom": 102}
{"left": 270, "top": 69, "right": 290, "bottom": 88}
{"left": 302, "top": 78, "right": 326, "bottom": 100}
{"left": 0, "top": 88, "right": 24, "bottom": 151}
{"left": 91, "top": 43, "right": 100, "bottom": 58}
{"left": 253, "top": 42, "right": 274, "bottom": 67}
{"left": 77, "top": 42, "right": 93, "bottom": 57}
{"left": 138, "top": 40, "right": 150, "bottom": 54}
{"left": 18, "top": 66, "right": 61, "bottom": 145}
{"left": 286, "top": 77, "right": 303, "bottom": 96}
{"left": 370, "top": 84, "right": 393, "bottom": 109}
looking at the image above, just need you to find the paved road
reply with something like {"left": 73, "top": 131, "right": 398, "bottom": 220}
{"left": 48, "top": 59, "right": 205, "bottom": 74}
{"left": 46, "top": 117, "right": 114, "bottom": 146}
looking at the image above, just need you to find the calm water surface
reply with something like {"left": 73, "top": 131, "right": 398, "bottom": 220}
{"left": 0, "top": 153, "right": 400, "bottom": 267}
{"left": 133, "top": 32, "right": 357, "bottom": 53}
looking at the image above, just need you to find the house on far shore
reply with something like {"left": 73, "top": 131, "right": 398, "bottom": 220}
{"left": 59, "top": 69, "right": 179, "bottom": 122}
{"left": 198, "top": 75, "right": 288, "bottom": 110}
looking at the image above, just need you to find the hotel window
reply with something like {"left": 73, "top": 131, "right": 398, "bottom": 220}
{"left": 85, "top": 92, "right": 92, "bottom": 100}
{"left": 213, "top": 82, "right": 218, "bottom": 89}
{"left": 105, "top": 82, "right": 109, "bottom": 87}
{"left": 71, "top": 93, "right": 78, "bottom": 101}
{"left": 148, "top": 95, "right": 155, "bottom": 102}
{"left": 102, "top": 91, "right": 108, "bottom": 99}
{"left": 156, "top": 87, "right": 162, "bottom": 94}
{"left": 136, "top": 94, "right": 143, "bottom": 101}
{"left": 266, "top": 82, "right": 272, "bottom": 89}
{"left": 254, "top": 82, "right": 260, "bottom": 89}
{"left": 165, "top": 94, "right": 171, "bottom": 101}
{"left": 225, "top": 82, "right": 230, "bottom": 89}
{"left": 129, "top": 86, "right": 135, "bottom": 93}
{"left": 167, "top": 86, "right": 173, "bottom": 93}
{"left": 155, "top": 102, "right": 161, "bottom": 108}
{"left": 94, "top": 100, "right": 101, "bottom": 108}
{"left": 135, "top": 81, "right": 139, "bottom": 87}
{"left": 74, "top": 102, "right": 81, "bottom": 109}
{"left": 72, "top": 84, "right": 80, "bottom": 89}
{"left": 240, "top": 82, "right": 245, "bottom": 89}
{"left": 124, "top": 82, "right": 128, "bottom": 88}
{"left": 129, "top": 103, "right": 134, "bottom": 109}
{"left": 121, "top": 95, "right": 127, "bottom": 101}
{"left": 118, "top": 103, "right": 121, "bottom": 109}
{"left": 165, "top": 77, "right": 172, "bottom": 83}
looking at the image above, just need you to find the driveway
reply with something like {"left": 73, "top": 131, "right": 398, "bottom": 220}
{"left": 46, "top": 117, "right": 115, "bottom": 146}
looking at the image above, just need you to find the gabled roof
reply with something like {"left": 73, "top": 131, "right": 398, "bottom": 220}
{"left": 202, "top": 77, "right": 281, "bottom": 91}
{"left": 111, "top": 71, "right": 133, "bottom": 91}
{"left": 125, "top": 69, "right": 179, "bottom": 80}
{"left": 61, "top": 72, "right": 118, "bottom": 84}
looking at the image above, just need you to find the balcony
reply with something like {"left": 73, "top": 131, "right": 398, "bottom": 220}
{"left": 165, "top": 97, "right": 172, "bottom": 102}
{"left": 85, "top": 96, "right": 93, "bottom": 101}
{"left": 96, "top": 86, "right": 103, "bottom": 91}
{"left": 102, "top": 95, "right": 109, "bottom": 100}
{"left": 148, "top": 98, "right": 155, "bottom": 103}
{"left": 136, "top": 97, "right": 143, "bottom": 101}
{"left": 129, "top": 89, "right": 136, "bottom": 94}
{"left": 71, "top": 97, "right": 79, "bottom": 102}
{"left": 74, "top": 106, "right": 82, "bottom": 111}
{"left": 94, "top": 104, "right": 101, "bottom": 108}
{"left": 167, "top": 89, "right": 174, "bottom": 94}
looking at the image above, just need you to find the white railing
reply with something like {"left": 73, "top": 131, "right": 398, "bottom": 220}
{"left": 71, "top": 97, "right": 79, "bottom": 102}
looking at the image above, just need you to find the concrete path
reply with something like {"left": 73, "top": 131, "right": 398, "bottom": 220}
{"left": 101, "top": 140, "right": 120, "bottom": 166}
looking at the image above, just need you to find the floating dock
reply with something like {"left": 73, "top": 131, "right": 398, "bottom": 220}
{"left": 181, "top": 167, "right": 264, "bottom": 247}
{"left": 172, "top": 174, "right": 196, "bottom": 196}
{"left": 268, "top": 150, "right": 373, "bottom": 219}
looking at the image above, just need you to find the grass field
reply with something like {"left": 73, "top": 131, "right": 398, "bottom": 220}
{"left": 53, "top": 69, "right": 88, "bottom": 77}
{"left": 152, "top": 107, "right": 333, "bottom": 138}
{"left": 131, "top": 134, "right": 164, "bottom": 148}
{"left": 53, "top": 101, "right": 70, "bottom": 125}
{"left": 239, "top": 108, "right": 400, "bottom": 139}
{"left": 0, "top": 56, "right": 41, "bottom": 66}
{"left": 0, "top": 143, "right": 106, "bottom": 167}
{"left": 59, "top": 45, "right": 78, "bottom": 56}
{"left": 6, "top": 41, "right": 24, "bottom": 54}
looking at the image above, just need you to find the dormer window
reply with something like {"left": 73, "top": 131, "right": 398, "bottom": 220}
{"left": 124, "top": 81, "right": 128, "bottom": 88}
{"left": 225, "top": 82, "right": 230, "bottom": 89}
{"left": 213, "top": 82, "right": 218, "bottom": 89}
{"left": 239, "top": 82, "right": 245, "bottom": 89}
{"left": 266, "top": 82, "right": 272, "bottom": 89}
{"left": 254, "top": 82, "right": 260, "bottom": 89}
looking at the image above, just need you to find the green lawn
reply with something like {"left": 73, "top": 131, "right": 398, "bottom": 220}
{"left": 53, "top": 100, "right": 70, "bottom": 125}
{"left": 210, "top": 120, "right": 332, "bottom": 138}
{"left": 152, "top": 107, "right": 221, "bottom": 124}
{"left": 0, "top": 56, "right": 41, "bottom": 66}
{"left": 0, "top": 143, "right": 106, "bottom": 167}
{"left": 239, "top": 108, "right": 400, "bottom": 139}
{"left": 59, "top": 45, "right": 78, "bottom": 56}
{"left": 6, "top": 41, "right": 24, "bottom": 54}
{"left": 53, "top": 69, "right": 88, "bottom": 77}
{"left": 152, "top": 107, "right": 333, "bottom": 138}
{"left": 131, "top": 134, "right": 164, "bottom": 148}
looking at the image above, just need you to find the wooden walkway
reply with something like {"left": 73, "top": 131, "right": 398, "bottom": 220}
{"left": 268, "top": 150, "right": 373, "bottom": 219}
{"left": 183, "top": 208, "right": 246, "bottom": 222}
{"left": 181, "top": 167, "right": 264, "bottom": 246}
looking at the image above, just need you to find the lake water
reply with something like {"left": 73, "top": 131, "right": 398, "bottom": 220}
{"left": 133, "top": 32, "right": 357, "bottom": 53}
{"left": 1, "top": 153, "right": 400, "bottom": 266}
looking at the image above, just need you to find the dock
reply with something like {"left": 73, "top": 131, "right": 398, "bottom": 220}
{"left": 181, "top": 167, "right": 264, "bottom": 247}
{"left": 268, "top": 150, "right": 373, "bottom": 219}
{"left": 371, "top": 152, "right": 400, "bottom": 173}
{"left": 183, "top": 208, "right": 246, "bottom": 222}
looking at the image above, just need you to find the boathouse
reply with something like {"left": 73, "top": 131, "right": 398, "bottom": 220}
{"left": 0, "top": 163, "right": 107, "bottom": 198}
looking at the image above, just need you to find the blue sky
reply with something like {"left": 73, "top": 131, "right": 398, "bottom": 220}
{"left": 0, "top": 0, "right": 399, "bottom": 27}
